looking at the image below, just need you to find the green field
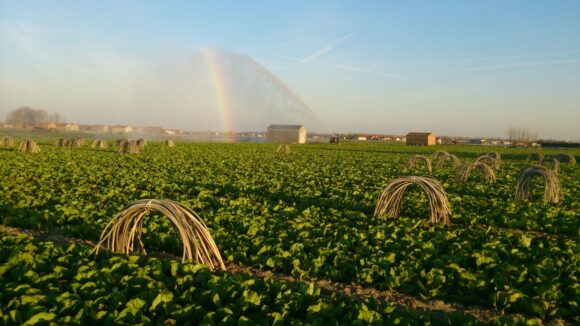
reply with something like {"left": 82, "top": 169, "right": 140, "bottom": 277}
{"left": 0, "top": 138, "right": 578, "bottom": 324}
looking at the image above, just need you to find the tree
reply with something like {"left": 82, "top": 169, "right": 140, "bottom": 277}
{"left": 48, "top": 112, "right": 64, "bottom": 123}
{"left": 507, "top": 127, "right": 538, "bottom": 147}
{"left": 6, "top": 107, "right": 64, "bottom": 127}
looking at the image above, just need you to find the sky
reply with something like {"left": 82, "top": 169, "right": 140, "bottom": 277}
{"left": 0, "top": 1, "right": 579, "bottom": 140}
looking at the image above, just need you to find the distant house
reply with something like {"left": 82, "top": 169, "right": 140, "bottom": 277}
{"left": 80, "top": 124, "right": 109, "bottom": 133}
{"left": 468, "top": 139, "right": 486, "bottom": 145}
{"left": 164, "top": 129, "right": 176, "bottom": 135}
{"left": 33, "top": 122, "right": 57, "bottom": 130}
{"left": 111, "top": 125, "right": 133, "bottom": 134}
{"left": 144, "top": 126, "right": 164, "bottom": 134}
{"left": 406, "top": 132, "right": 436, "bottom": 146}
{"left": 56, "top": 123, "right": 80, "bottom": 132}
{"left": 266, "top": 124, "right": 307, "bottom": 144}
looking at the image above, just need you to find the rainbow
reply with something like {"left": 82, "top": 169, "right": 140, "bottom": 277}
{"left": 202, "top": 48, "right": 236, "bottom": 142}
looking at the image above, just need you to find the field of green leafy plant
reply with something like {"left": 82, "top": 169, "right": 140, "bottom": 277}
{"left": 0, "top": 139, "right": 578, "bottom": 324}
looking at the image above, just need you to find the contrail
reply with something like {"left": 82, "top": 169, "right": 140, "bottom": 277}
{"left": 323, "top": 62, "right": 409, "bottom": 80}
{"left": 296, "top": 34, "right": 353, "bottom": 64}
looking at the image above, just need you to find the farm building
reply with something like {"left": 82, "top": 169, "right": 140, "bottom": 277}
{"left": 56, "top": 123, "right": 80, "bottom": 132}
{"left": 267, "top": 124, "right": 307, "bottom": 144}
{"left": 80, "top": 124, "right": 110, "bottom": 133}
{"left": 406, "top": 132, "right": 436, "bottom": 146}
{"left": 33, "top": 122, "right": 57, "bottom": 130}
{"left": 111, "top": 125, "right": 133, "bottom": 134}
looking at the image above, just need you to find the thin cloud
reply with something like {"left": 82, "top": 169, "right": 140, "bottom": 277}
{"left": 429, "top": 49, "right": 580, "bottom": 65}
{"left": 269, "top": 54, "right": 407, "bottom": 80}
{"left": 296, "top": 34, "right": 353, "bottom": 64}
{"left": 449, "top": 59, "right": 580, "bottom": 72}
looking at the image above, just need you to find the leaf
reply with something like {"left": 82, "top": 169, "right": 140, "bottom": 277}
{"left": 22, "top": 312, "right": 56, "bottom": 326}
{"left": 127, "top": 297, "right": 146, "bottom": 310}
{"left": 243, "top": 290, "right": 261, "bottom": 306}
{"left": 384, "top": 253, "right": 396, "bottom": 264}
{"left": 519, "top": 234, "right": 533, "bottom": 248}
{"left": 212, "top": 293, "right": 221, "bottom": 307}
{"left": 150, "top": 291, "right": 174, "bottom": 311}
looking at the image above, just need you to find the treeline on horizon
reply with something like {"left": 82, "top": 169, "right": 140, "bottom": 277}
{"left": 4, "top": 106, "right": 66, "bottom": 128}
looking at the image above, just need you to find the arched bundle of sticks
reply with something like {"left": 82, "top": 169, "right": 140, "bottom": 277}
{"left": 456, "top": 162, "right": 496, "bottom": 184}
{"left": 374, "top": 176, "right": 451, "bottom": 225}
{"left": 119, "top": 141, "right": 139, "bottom": 154}
{"left": 92, "top": 139, "right": 108, "bottom": 149}
{"left": 515, "top": 166, "right": 562, "bottom": 204}
{"left": 116, "top": 138, "right": 129, "bottom": 147}
{"left": 55, "top": 138, "right": 68, "bottom": 147}
{"left": 165, "top": 140, "right": 175, "bottom": 148}
{"left": 540, "top": 157, "right": 560, "bottom": 173}
{"left": 435, "top": 153, "right": 461, "bottom": 169}
{"left": 487, "top": 152, "right": 501, "bottom": 163}
{"left": 2, "top": 136, "right": 14, "bottom": 147}
{"left": 18, "top": 139, "right": 40, "bottom": 153}
{"left": 405, "top": 155, "right": 432, "bottom": 173}
{"left": 475, "top": 155, "right": 500, "bottom": 170}
{"left": 527, "top": 150, "right": 544, "bottom": 162}
{"left": 557, "top": 153, "right": 576, "bottom": 165}
{"left": 70, "top": 137, "right": 85, "bottom": 147}
{"left": 276, "top": 144, "right": 291, "bottom": 153}
{"left": 91, "top": 199, "right": 226, "bottom": 271}
{"left": 432, "top": 150, "right": 450, "bottom": 161}
{"left": 136, "top": 138, "right": 147, "bottom": 149}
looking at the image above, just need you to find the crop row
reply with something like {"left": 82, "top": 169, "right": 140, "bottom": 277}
{"left": 0, "top": 232, "right": 505, "bottom": 325}
{"left": 0, "top": 142, "right": 578, "bottom": 321}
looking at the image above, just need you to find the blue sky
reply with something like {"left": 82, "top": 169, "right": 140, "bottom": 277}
{"left": 1, "top": 1, "right": 579, "bottom": 139}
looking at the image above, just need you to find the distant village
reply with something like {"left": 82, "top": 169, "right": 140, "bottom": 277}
{"left": 1, "top": 104, "right": 576, "bottom": 148}
{"left": 1, "top": 120, "right": 564, "bottom": 147}
{"left": 3, "top": 107, "right": 576, "bottom": 147}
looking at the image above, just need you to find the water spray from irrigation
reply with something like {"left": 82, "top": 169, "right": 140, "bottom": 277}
{"left": 200, "top": 48, "right": 336, "bottom": 136}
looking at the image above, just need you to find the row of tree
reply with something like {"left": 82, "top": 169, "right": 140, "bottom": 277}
{"left": 5, "top": 107, "right": 65, "bottom": 128}
{"left": 507, "top": 127, "right": 538, "bottom": 147}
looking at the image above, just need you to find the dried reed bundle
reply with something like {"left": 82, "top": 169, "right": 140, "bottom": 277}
{"left": 92, "top": 139, "right": 108, "bottom": 149}
{"left": 91, "top": 199, "right": 226, "bottom": 271}
{"left": 515, "top": 166, "right": 562, "bottom": 203}
{"left": 165, "top": 140, "right": 175, "bottom": 148}
{"left": 557, "top": 153, "right": 576, "bottom": 165}
{"left": 475, "top": 155, "right": 500, "bottom": 170}
{"left": 456, "top": 162, "right": 496, "bottom": 184}
{"left": 540, "top": 157, "right": 560, "bottom": 173}
{"left": 487, "top": 152, "right": 501, "bottom": 162}
{"left": 432, "top": 150, "right": 450, "bottom": 161}
{"left": 55, "top": 138, "right": 68, "bottom": 147}
{"left": 405, "top": 155, "right": 432, "bottom": 173}
{"left": 2, "top": 136, "right": 14, "bottom": 147}
{"left": 136, "top": 138, "right": 147, "bottom": 148}
{"left": 276, "top": 144, "right": 291, "bottom": 153}
{"left": 527, "top": 150, "right": 544, "bottom": 162}
{"left": 435, "top": 153, "right": 461, "bottom": 169}
{"left": 374, "top": 176, "right": 451, "bottom": 225}
{"left": 116, "top": 138, "right": 129, "bottom": 147}
{"left": 119, "top": 141, "right": 139, "bottom": 154}
{"left": 18, "top": 139, "right": 40, "bottom": 153}
{"left": 70, "top": 137, "right": 85, "bottom": 147}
